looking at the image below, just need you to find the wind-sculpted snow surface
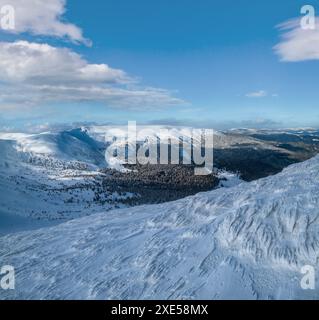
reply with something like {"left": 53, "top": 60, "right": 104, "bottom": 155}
{"left": 1, "top": 156, "right": 319, "bottom": 299}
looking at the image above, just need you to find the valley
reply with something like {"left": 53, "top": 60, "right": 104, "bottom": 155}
{"left": 1, "top": 126, "right": 319, "bottom": 236}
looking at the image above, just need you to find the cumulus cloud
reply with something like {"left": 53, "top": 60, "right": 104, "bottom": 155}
{"left": 245, "top": 90, "right": 268, "bottom": 98}
{"left": 0, "top": 41, "right": 130, "bottom": 84}
{"left": 0, "top": 0, "right": 89, "bottom": 44}
{"left": 0, "top": 41, "right": 185, "bottom": 110}
{"left": 274, "top": 17, "right": 319, "bottom": 62}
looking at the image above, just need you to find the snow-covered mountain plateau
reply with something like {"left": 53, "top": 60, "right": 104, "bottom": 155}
{"left": 1, "top": 151, "right": 319, "bottom": 299}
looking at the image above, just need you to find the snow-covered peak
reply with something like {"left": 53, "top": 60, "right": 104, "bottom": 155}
{"left": 0, "top": 129, "right": 106, "bottom": 168}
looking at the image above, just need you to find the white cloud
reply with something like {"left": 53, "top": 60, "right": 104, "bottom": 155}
{"left": 0, "top": 41, "right": 185, "bottom": 110}
{"left": 0, "top": 41, "right": 130, "bottom": 84}
{"left": 0, "top": 0, "right": 89, "bottom": 44}
{"left": 245, "top": 90, "right": 267, "bottom": 98}
{"left": 274, "top": 18, "right": 319, "bottom": 62}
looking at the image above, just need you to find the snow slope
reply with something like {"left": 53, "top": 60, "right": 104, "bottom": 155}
{"left": 0, "top": 129, "right": 106, "bottom": 168}
{"left": 0, "top": 130, "right": 137, "bottom": 232}
{"left": 1, "top": 155, "right": 319, "bottom": 299}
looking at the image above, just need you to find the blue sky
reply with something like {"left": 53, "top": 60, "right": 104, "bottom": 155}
{"left": 1, "top": 0, "right": 319, "bottom": 130}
